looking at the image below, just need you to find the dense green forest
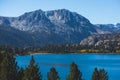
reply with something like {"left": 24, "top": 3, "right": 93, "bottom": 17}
{"left": 0, "top": 52, "right": 108, "bottom": 80}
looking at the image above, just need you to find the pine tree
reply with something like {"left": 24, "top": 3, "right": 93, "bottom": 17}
{"left": 92, "top": 68, "right": 99, "bottom": 80}
{"left": 0, "top": 52, "right": 4, "bottom": 79}
{"left": 47, "top": 67, "right": 60, "bottom": 80}
{"left": 91, "top": 68, "right": 108, "bottom": 80}
{"left": 99, "top": 69, "right": 108, "bottom": 80}
{"left": 17, "top": 68, "right": 24, "bottom": 80}
{"left": 23, "top": 56, "right": 42, "bottom": 80}
{"left": 0, "top": 52, "right": 3, "bottom": 72}
{"left": 0, "top": 53, "right": 18, "bottom": 80}
{"left": 66, "top": 62, "right": 82, "bottom": 80}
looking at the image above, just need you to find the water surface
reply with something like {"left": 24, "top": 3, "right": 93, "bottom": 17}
{"left": 16, "top": 53, "right": 120, "bottom": 80}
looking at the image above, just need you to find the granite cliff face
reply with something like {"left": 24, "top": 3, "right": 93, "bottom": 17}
{"left": 0, "top": 9, "right": 98, "bottom": 47}
{"left": 80, "top": 33, "right": 120, "bottom": 49}
{"left": 0, "top": 9, "right": 120, "bottom": 47}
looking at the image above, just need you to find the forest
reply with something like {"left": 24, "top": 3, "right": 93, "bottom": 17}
{"left": 0, "top": 44, "right": 120, "bottom": 56}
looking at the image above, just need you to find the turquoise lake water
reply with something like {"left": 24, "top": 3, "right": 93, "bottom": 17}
{"left": 16, "top": 54, "right": 120, "bottom": 80}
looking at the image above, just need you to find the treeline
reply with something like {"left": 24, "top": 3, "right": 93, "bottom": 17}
{"left": 22, "top": 44, "right": 120, "bottom": 54}
{"left": 0, "top": 44, "right": 120, "bottom": 55}
{"left": 0, "top": 52, "right": 108, "bottom": 80}
{"left": 0, "top": 45, "right": 28, "bottom": 55}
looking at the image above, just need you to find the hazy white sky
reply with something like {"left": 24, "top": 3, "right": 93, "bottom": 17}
{"left": 0, "top": 0, "right": 120, "bottom": 24}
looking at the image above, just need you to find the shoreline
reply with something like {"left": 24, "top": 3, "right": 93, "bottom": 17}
{"left": 16, "top": 52, "right": 120, "bottom": 57}
{"left": 28, "top": 52, "right": 120, "bottom": 55}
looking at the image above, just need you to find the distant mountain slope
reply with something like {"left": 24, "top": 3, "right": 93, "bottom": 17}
{"left": 80, "top": 33, "right": 120, "bottom": 49}
{"left": 0, "top": 9, "right": 99, "bottom": 47}
{"left": 95, "top": 23, "right": 120, "bottom": 33}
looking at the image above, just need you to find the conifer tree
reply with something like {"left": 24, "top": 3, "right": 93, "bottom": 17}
{"left": 91, "top": 68, "right": 108, "bottom": 80}
{"left": 0, "top": 52, "right": 3, "bottom": 72}
{"left": 17, "top": 68, "right": 24, "bottom": 80}
{"left": 92, "top": 68, "right": 99, "bottom": 80}
{"left": 23, "top": 56, "right": 42, "bottom": 80}
{"left": 99, "top": 69, "right": 108, "bottom": 80}
{"left": 47, "top": 67, "right": 60, "bottom": 80}
{"left": 0, "top": 53, "right": 18, "bottom": 80}
{"left": 66, "top": 62, "right": 82, "bottom": 80}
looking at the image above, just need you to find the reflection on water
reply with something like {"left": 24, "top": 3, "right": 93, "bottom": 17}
{"left": 16, "top": 54, "right": 120, "bottom": 80}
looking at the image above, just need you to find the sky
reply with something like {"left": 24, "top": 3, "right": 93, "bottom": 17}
{"left": 0, "top": 0, "right": 120, "bottom": 24}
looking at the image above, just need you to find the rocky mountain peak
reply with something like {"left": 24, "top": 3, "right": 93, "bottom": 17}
{"left": 116, "top": 23, "right": 120, "bottom": 27}
{"left": 96, "top": 23, "right": 120, "bottom": 33}
{"left": 45, "top": 9, "right": 90, "bottom": 27}
{"left": 18, "top": 9, "right": 45, "bottom": 21}
{"left": 1, "top": 9, "right": 119, "bottom": 47}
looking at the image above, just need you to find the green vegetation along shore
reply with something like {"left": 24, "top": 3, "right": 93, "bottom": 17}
{"left": 0, "top": 44, "right": 120, "bottom": 56}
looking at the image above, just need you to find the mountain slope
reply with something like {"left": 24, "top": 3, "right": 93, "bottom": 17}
{"left": 0, "top": 25, "right": 35, "bottom": 47}
{"left": 0, "top": 9, "right": 99, "bottom": 47}
{"left": 95, "top": 23, "right": 120, "bottom": 33}
{"left": 0, "top": 9, "right": 120, "bottom": 47}
{"left": 80, "top": 33, "right": 120, "bottom": 49}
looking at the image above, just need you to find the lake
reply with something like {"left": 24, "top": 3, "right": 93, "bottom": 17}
{"left": 16, "top": 53, "right": 120, "bottom": 80}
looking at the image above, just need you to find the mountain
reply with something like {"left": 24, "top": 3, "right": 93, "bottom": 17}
{"left": 0, "top": 9, "right": 99, "bottom": 47}
{"left": 0, "top": 25, "right": 35, "bottom": 47}
{"left": 80, "top": 33, "right": 120, "bottom": 49}
{"left": 95, "top": 23, "right": 120, "bottom": 33}
{"left": 116, "top": 23, "right": 120, "bottom": 27}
